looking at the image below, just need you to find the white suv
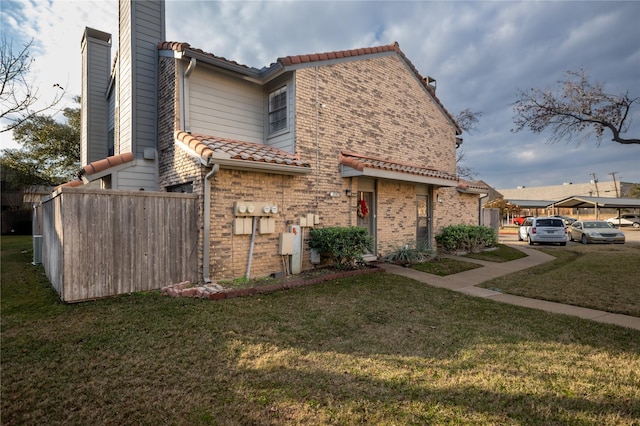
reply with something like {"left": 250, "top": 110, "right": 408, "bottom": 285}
{"left": 518, "top": 217, "right": 567, "bottom": 246}
{"left": 606, "top": 214, "right": 640, "bottom": 228}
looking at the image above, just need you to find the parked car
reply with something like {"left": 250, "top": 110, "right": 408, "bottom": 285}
{"left": 518, "top": 217, "right": 566, "bottom": 246}
{"left": 606, "top": 214, "right": 640, "bottom": 228}
{"left": 552, "top": 215, "right": 577, "bottom": 225}
{"left": 568, "top": 221, "right": 625, "bottom": 244}
{"left": 512, "top": 216, "right": 532, "bottom": 226}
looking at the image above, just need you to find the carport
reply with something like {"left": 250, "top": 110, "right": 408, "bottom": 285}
{"left": 550, "top": 196, "right": 640, "bottom": 221}
{"left": 505, "top": 199, "right": 555, "bottom": 219}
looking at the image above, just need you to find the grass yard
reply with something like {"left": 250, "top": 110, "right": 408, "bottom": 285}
{"left": 478, "top": 243, "right": 640, "bottom": 317}
{"left": 462, "top": 244, "right": 528, "bottom": 262}
{"left": 411, "top": 257, "right": 482, "bottom": 276}
{"left": 2, "top": 236, "right": 640, "bottom": 425}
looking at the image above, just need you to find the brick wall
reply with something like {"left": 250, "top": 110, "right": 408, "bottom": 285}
{"left": 158, "top": 52, "right": 477, "bottom": 281}
{"left": 433, "top": 187, "right": 481, "bottom": 233}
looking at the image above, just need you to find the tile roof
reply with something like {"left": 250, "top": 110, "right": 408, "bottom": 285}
{"left": 457, "top": 179, "right": 491, "bottom": 193}
{"left": 175, "top": 131, "right": 311, "bottom": 169}
{"left": 55, "top": 152, "right": 135, "bottom": 191}
{"left": 79, "top": 152, "right": 135, "bottom": 177}
{"left": 158, "top": 41, "right": 459, "bottom": 133}
{"left": 277, "top": 44, "right": 400, "bottom": 66}
{"left": 339, "top": 150, "right": 457, "bottom": 182}
{"left": 157, "top": 41, "right": 261, "bottom": 73}
{"left": 55, "top": 178, "right": 84, "bottom": 190}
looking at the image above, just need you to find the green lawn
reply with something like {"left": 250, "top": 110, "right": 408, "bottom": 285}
{"left": 2, "top": 236, "right": 639, "bottom": 425}
{"left": 478, "top": 244, "right": 640, "bottom": 317}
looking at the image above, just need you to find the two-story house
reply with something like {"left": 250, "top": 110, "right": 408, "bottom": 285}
{"left": 72, "top": 0, "right": 487, "bottom": 284}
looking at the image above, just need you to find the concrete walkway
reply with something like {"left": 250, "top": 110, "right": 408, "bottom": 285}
{"left": 384, "top": 245, "right": 640, "bottom": 331}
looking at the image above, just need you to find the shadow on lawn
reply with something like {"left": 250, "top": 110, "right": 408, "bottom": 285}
{"left": 2, "top": 237, "right": 639, "bottom": 425}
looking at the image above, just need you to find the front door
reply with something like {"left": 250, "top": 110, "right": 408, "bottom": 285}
{"left": 357, "top": 191, "right": 375, "bottom": 255}
{"left": 417, "top": 194, "right": 430, "bottom": 249}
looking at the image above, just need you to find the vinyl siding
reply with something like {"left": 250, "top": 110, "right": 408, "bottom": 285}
{"left": 265, "top": 76, "right": 295, "bottom": 153}
{"left": 188, "top": 67, "right": 264, "bottom": 144}
{"left": 81, "top": 30, "right": 111, "bottom": 166}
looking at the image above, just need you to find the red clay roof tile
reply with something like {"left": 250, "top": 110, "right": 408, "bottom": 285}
{"left": 339, "top": 150, "right": 457, "bottom": 182}
{"left": 458, "top": 179, "right": 490, "bottom": 192}
{"left": 80, "top": 152, "right": 135, "bottom": 177}
{"left": 175, "top": 131, "right": 311, "bottom": 169}
{"left": 158, "top": 40, "right": 459, "bottom": 134}
{"left": 55, "top": 179, "right": 84, "bottom": 191}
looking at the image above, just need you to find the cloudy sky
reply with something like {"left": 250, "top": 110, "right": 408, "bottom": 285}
{"left": 2, "top": 0, "right": 639, "bottom": 190}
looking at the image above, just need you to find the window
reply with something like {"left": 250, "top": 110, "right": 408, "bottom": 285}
{"left": 108, "top": 128, "right": 114, "bottom": 157}
{"left": 268, "top": 86, "right": 287, "bottom": 134}
{"left": 167, "top": 182, "right": 193, "bottom": 193}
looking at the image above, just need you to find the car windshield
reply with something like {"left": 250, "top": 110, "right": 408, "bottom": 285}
{"left": 584, "top": 221, "right": 612, "bottom": 229}
{"left": 536, "top": 219, "right": 564, "bottom": 227}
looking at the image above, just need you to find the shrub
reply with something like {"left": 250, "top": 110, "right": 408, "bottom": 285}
{"left": 435, "top": 225, "right": 497, "bottom": 253}
{"left": 308, "top": 227, "right": 373, "bottom": 269}
{"left": 384, "top": 242, "right": 436, "bottom": 265}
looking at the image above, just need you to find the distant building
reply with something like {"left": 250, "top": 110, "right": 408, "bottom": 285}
{"left": 498, "top": 181, "right": 635, "bottom": 202}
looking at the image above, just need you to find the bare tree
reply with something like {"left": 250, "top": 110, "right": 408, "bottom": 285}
{"left": 1, "top": 37, "right": 64, "bottom": 133}
{"left": 513, "top": 68, "right": 639, "bottom": 145}
{"left": 455, "top": 109, "right": 482, "bottom": 179}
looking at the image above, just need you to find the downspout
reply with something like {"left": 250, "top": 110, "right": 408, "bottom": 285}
{"left": 315, "top": 66, "right": 320, "bottom": 211}
{"left": 245, "top": 216, "right": 258, "bottom": 279}
{"left": 202, "top": 163, "right": 219, "bottom": 283}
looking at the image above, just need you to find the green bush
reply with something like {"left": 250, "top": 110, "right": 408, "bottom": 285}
{"left": 308, "top": 227, "right": 373, "bottom": 269}
{"left": 435, "top": 225, "right": 497, "bottom": 253}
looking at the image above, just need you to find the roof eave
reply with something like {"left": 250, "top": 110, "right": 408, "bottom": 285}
{"left": 214, "top": 159, "right": 312, "bottom": 176}
{"left": 183, "top": 49, "right": 264, "bottom": 83}
{"left": 341, "top": 165, "right": 457, "bottom": 187}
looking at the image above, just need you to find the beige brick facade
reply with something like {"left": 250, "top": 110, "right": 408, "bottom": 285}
{"left": 158, "top": 52, "right": 482, "bottom": 281}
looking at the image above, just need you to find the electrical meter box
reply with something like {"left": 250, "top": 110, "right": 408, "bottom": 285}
{"left": 259, "top": 217, "right": 275, "bottom": 234}
{"left": 278, "top": 232, "right": 294, "bottom": 255}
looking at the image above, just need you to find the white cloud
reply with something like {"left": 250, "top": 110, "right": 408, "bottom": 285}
{"left": 2, "top": 0, "right": 639, "bottom": 187}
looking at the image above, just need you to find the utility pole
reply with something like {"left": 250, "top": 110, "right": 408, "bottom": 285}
{"left": 609, "top": 172, "right": 619, "bottom": 197}
{"left": 590, "top": 173, "right": 600, "bottom": 197}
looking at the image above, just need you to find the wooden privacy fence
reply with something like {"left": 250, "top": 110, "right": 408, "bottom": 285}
{"left": 39, "top": 187, "right": 199, "bottom": 302}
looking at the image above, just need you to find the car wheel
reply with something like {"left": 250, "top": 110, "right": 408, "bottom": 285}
{"left": 560, "top": 242, "right": 566, "bottom": 246}
{"left": 581, "top": 234, "right": 588, "bottom": 245}
{"left": 528, "top": 235, "right": 534, "bottom": 245}
{"left": 633, "top": 222, "right": 640, "bottom": 229}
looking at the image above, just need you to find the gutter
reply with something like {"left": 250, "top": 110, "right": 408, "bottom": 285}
{"left": 202, "top": 163, "right": 219, "bottom": 283}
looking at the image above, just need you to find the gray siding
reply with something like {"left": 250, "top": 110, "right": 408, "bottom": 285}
{"left": 132, "top": 0, "right": 163, "bottom": 157}
{"left": 265, "top": 76, "right": 296, "bottom": 153}
{"left": 81, "top": 28, "right": 111, "bottom": 166}
{"left": 188, "top": 67, "right": 264, "bottom": 144}
{"left": 116, "top": 0, "right": 164, "bottom": 189}
{"left": 115, "top": 161, "right": 159, "bottom": 191}
{"left": 118, "top": 0, "right": 132, "bottom": 154}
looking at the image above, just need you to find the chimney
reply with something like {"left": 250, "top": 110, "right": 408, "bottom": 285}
{"left": 80, "top": 28, "right": 111, "bottom": 166}
{"left": 117, "top": 0, "right": 165, "bottom": 158}
{"left": 424, "top": 76, "right": 436, "bottom": 91}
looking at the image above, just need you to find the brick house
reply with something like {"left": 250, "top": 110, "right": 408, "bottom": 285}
{"left": 73, "top": 0, "right": 488, "bottom": 283}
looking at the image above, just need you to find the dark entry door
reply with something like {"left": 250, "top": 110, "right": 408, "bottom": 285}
{"left": 357, "top": 191, "right": 375, "bottom": 254}
{"left": 417, "top": 194, "right": 430, "bottom": 249}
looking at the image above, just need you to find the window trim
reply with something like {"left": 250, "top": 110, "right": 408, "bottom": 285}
{"left": 268, "top": 85, "right": 288, "bottom": 136}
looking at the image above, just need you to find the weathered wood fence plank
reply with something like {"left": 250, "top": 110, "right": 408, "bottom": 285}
{"left": 40, "top": 187, "right": 199, "bottom": 302}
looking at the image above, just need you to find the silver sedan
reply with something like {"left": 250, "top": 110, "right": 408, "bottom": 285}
{"left": 568, "top": 221, "right": 625, "bottom": 244}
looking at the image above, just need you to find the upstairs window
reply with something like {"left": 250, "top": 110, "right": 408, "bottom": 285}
{"left": 268, "top": 86, "right": 287, "bottom": 134}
